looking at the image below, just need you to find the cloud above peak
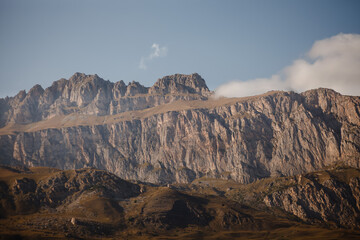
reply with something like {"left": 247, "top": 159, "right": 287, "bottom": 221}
{"left": 139, "top": 43, "right": 168, "bottom": 70}
{"left": 215, "top": 33, "right": 360, "bottom": 98}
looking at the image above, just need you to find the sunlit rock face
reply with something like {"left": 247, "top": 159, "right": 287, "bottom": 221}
{"left": 0, "top": 73, "right": 359, "bottom": 184}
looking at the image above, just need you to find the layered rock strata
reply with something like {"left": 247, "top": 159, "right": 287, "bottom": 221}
{"left": 0, "top": 73, "right": 359, "bottom": 184}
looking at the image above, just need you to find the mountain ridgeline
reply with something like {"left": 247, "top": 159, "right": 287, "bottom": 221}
{"left": 0, "top": 73, "right": 359, "bottom": 184}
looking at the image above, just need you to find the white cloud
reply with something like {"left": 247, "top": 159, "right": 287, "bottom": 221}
{"left": 215, "top": 75, "right": 287, "bottom": 98}
{"left": 139, "top": 57, "right": 147, "bottom": 70}
{"left": 139, "top": 43, "right": 168, "bottom": 70}
{"left": 215, "top": 33, "right": 360, "bottom": 98}
{"left": 149, "top": 43, "right": 168, "bottom": 59}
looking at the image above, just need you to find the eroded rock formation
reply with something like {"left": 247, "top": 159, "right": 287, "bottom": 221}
{"left": 0, "top": 73, "right": 359, "bottom": 184}
{"left": 264, "top": 169, "right": 360, "bottom": 228}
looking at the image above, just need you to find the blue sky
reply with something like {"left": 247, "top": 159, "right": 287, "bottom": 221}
{"left": 0, "top": 0, "right": 360, "bottom": 98}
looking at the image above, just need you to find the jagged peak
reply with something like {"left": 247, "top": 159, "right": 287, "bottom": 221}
{"left": 28, "top": 84, "right": 44, "bottom": 97}
{"left": 158, "top": 73, "right": 207, "bottom": 87}
{"left": 46, "top": 78, "right": 68, "bottom": 92}
{"left": 69, "top": 72, "right": 102, "bottom": 84}
{"left": 301, "top": 87, "right": 342, "bottom": 97}
{"left": 115, "top": 80, "right": 126, "bottom": 85}
{"left": 150, "top": 73, "right": 209, "bottom": 95}
{"left": 128, "top": 80, "right": 144, "bottom": 86}
{"left": 125, "top": 80, "right": 148, "bottom": 96}
{"left": 14, "top": 90, "right": 27, "bottom": 100}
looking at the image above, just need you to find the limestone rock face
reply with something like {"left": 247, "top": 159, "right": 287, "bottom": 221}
{"left": 149, "top": 73, "right": 210, "bottom": 95}
{"left": 0, "top": 73, "right": 208, "bottom": 127}
{"left": 264, "top": 172, "right": 360, "bottom": 228}
{"left": 0, "top": 73, "right": 359, "bottom": 184}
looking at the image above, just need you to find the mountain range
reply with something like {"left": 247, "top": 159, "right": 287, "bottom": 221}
{"left": 0, "top": 73, "right": 359, "bottom": 184}
{"left": 1, "top": 73, "right": 360, "bottom": 239}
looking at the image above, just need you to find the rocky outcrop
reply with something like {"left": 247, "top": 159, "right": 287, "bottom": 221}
{"left": 0, "top": 73, "right": 209, "bottom": 127}
{"left": 0, "top": 73, "right": 359, "bottom": 184}
{"left": 0, "top": 167, "right": 140, "bottom": 217}
{"left": 264, "top": 170, "right": 360, "bottom": 228}
{"left": 0, "top": 166, "right": 288, "bottom": 239}
{"left": 149, "top": 73, "right": 210, "bottom": 95}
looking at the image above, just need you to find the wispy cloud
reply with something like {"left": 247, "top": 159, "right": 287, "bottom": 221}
{"left": 139, "top": 43, "right": 168, "bottom": 70}
{"left": 215, "top": 33, "right": 360, "bottom": 97}
{"left": 139, "top": 57, "right": 147, "bottom": 70}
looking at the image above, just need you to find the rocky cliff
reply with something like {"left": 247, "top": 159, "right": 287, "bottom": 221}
{"left": 263, "top": 167, "right": 360, "bottom": 228}
{"left": 0, "top": 73, "right": 209, "bottom": 126}
{"left": 0, "top": 73, "right": 359, "bottom": 184}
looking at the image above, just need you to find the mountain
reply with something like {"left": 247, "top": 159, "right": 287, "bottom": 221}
{"left": 0, "top": 73, "right": 359, "bottom": 184}
{"left": 1, "top": 165, "right": 359, "bottom": 239}
{"left": 0, "top": 73, "right": 209, "bottom": 126}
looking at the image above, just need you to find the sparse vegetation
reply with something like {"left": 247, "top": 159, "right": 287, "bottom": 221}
{"left": 1, "top": 165, "right": 359, "bottom": 239}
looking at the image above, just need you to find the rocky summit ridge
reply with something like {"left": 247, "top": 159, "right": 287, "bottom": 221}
{"left": 0, "top": 73, "right": 359, "bottom": 184}
{"left": 0, "top": 73, "right": 210, "bottom": 126}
